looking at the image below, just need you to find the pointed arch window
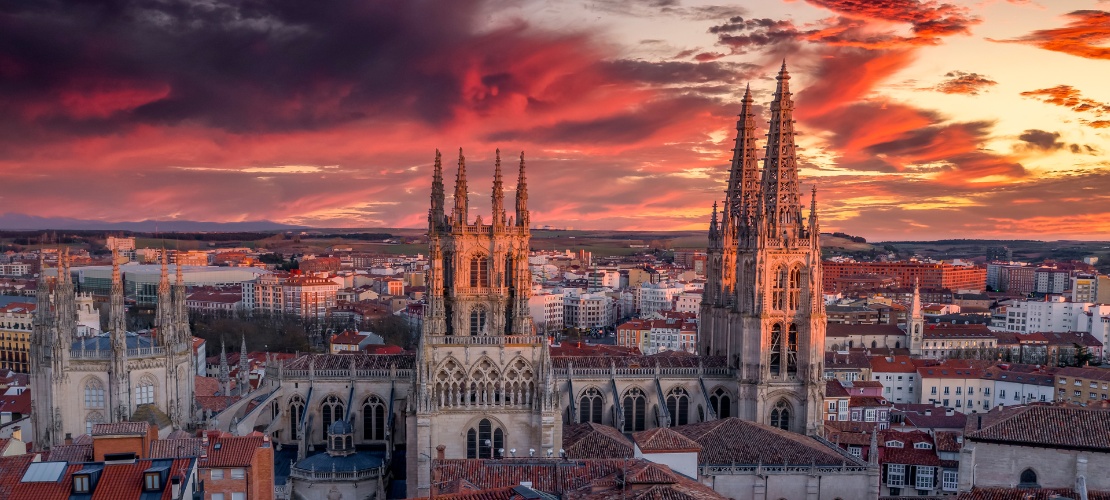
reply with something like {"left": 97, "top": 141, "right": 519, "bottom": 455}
{"left": 466, "top": 419, "right": 504, "bottom": 459}
{"left": 709, "top": 387, "right": 731, "bottom": 419}
{"left": 772, "top": 266, "right": 787, "bottom": 310}
{"left": 289, "top": 395, "right": 305, "bottom": 440}
{"left": 788, "top": 266, "right": 801, "bottom": 310}
{"left": 85, "top": 411, "right": 105, "bottom": 434}
{"left": 770, "top": 324, "right": 782, "bottom": 376}
{"left": 770, "top": 399, "right": 791, "bottom": 431}
{"left": 1019, "top": 468, "right": 1038, "bottom": 488}
{"left": 622, "top": 388, "right": 647, "bottom": 432}
{"left": 469, "top": 255, "right": 489, "bottom": 288}
{"left": 363, "top": 395, "right": 386, "bottom": 441}
{"left": 321, "top": 395, "right": 345, "bottom": 440}
{"left": 787, "top": 324, "right": 798, "bottom": 374}
{"left": 84, "top": 379, "right": 105, "bottom": 409}
{"left": 136, "top": 377, "right": 155, "bottom": 406}
{"left": 470, "top": 307, "right": 488, "bottom": 336}
{"left": 579, "top": 387, "right": 604, "bottom": 424}
{"left": 665, "top": 387, "right": 690, "bottom": 426}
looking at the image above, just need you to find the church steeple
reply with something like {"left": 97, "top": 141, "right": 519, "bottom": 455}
{"left": 515, "top": 152, "right": 529, "bottom": 228}
{"left": 108, "top": 248, "right": 131, "bottom": 421}
{"left": 728, "top": 83, "right": 762, "bottom": 227}
{"left": 109, "top": 249, "right": 127, "bottom": 341}
{"left": 452, "top": 148, "right": 469, "bottom": 226}
{"left": 430, "top": 149, "right": 445, "bottom": 233}
{"left": 760, "top": 61, "right": 803, "bottom": 239}
{"left": 491, "top": 149, "right": 505, "bottom": 227}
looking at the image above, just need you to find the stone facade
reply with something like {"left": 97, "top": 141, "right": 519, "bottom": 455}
{"left": 700, "top": 64, "right": 826, "bottom": 435}
{"left": 30, "top": 250, "right": 195, "bottom": 449}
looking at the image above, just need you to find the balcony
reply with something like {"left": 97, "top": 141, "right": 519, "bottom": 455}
{"left": 424, "top": 335, "right": 544, "bottom": 346}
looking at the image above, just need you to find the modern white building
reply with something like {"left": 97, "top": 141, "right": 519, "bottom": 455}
{"left": 53, "top": 264, "right": 269, "bottom": 307}
{"left": 563, "top": 291, "right": 616, "bottom": 330}
{"left": 1004, "top": 296, "right": 1090, "bottom": 333}
{"left": 638, "top": 282, "right": 684, "bottom": 317}
{"left": 528, "top": 291, "right": 564, "bottom": 334}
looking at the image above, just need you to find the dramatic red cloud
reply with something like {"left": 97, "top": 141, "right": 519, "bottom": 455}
{"left": 1020, "top": 85, "right": 1110, "bottom": 129}
{"left": 1000, "top": 10, "right": 1110, "bottom": 60}
{"left": 804, "top": 0, "right": 980, "bottom": 39}
{"left": 933, "top": 71, "right": 997, "bottom": 95}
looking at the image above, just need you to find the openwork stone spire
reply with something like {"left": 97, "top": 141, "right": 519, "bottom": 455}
{"left": 155, "top": 251, "right": 173, "bottom": 345}
{"left": 515, "top": 151, "right": 529, "bottom": 228}
{"left": 453, "top": 148, "right": 468, "bottom": 225}
{"left": 109, "top": 249, "right": 127, "bottom": 341}
{"left": 760, "top": 61, "right": 803, "bottom": 239}
{"left": 491, "top": 149, "right": 505, "bottom": 226}
{"left": 430, "top": 149, "right": 445, "bottom": 232}
{"left": 728, "top": 83, "right": 762, "bottom": 227}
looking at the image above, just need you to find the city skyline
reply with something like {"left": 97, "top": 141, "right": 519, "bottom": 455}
{"left": 2, "top": 0, "right": 1109, "bottom": 240}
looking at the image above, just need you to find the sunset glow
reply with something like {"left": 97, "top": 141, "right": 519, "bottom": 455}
{"left": 2, "top": 0, "right": 1109, "bottom": 240}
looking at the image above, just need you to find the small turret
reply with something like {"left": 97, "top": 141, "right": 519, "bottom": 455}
{"left": 238, "top": 335, "right": 250, "bottom": 395}
{"left": 429, "top": 149, "right": 445, "bottom": 233}
{"left": 218, "top": 338, "right": 230, "bottom": 396}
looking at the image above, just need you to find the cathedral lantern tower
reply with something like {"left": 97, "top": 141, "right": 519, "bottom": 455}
{"left": 410, "top": 148, "right": 555, "bottom": 499}
{"left": 700, "top": 63, "right": 826, "bottom": 435}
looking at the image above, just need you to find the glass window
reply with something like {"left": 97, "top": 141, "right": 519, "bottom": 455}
{"left": 916, "top": 466, "right": 934, "bottom": 490}
{"left": 231, "top": 468, "right": 245, "bottom": 479}
{"left": 888, "top": 464, "right": 905, "bottom": 487}
{"left": 211, "top": 469, "right": 224, "bottom": 480}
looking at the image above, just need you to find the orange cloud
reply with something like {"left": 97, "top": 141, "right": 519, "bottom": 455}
{"left": 932, "top": 71, "right": 997, "bottom": 95}
{"left": 999, "top": 10, "right": 1110, "bottom": 60}
{"left": 1020, "top": 85, "right": 1110, "bottom": 128}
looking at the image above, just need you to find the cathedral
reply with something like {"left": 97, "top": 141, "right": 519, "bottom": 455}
{"left": 30, "top": 249, "right": 195, "bottom": 449}
{"left": 700, "top": 62, "right": 827, "bottom": 435}
{"left": 217, "top": 64, "right": 830, "bottom": 499}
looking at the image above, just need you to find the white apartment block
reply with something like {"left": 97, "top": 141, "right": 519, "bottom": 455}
{"left": 1034, "top": 268, "right": 1070, "bottom": 294}
{"left": 106, "top": 236, "right": 136, "bottom": 252}
{"left": 1072, "top": 274, "right": 1099, "bottom": 303}
{"left": 528, "top": 292, "right": 564, "bottom": 334}
{"left": 587, "top": 269, "right": 620, "bottom": 291}
{"left": 674, "top": 292, "right": 702, "bottom": 316}
{"left": 1004, "top": 296, "right": 1090, "bottom": 333}
{"left": 638, "top": 282, "right": 684, "bottom": 317}
{"left": 563, "top": 291, "right": 615, "bottom": 330}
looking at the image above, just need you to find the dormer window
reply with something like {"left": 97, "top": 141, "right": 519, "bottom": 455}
{"left": 914, "top": 442, "right": 933, "bottom": 449}
{"left": 885, "top": 440, "right": 904, "bottom": 448}
{"left": 144, "top": 472, "right": 162, "bottom": 491}
{"left": 73, "top": 474, "right": 90, "bottom": 493}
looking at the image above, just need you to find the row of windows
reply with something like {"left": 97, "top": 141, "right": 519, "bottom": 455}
{"left": 287, "top": 394, "right": 388, "bottom": 441}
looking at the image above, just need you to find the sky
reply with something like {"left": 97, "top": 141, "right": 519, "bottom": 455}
{"left": 1, "top": 0, "right": 1109, "bottom": 241}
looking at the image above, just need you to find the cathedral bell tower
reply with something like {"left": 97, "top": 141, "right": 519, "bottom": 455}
{"left": 700, "top": 63, "right": 826, "bottom": 435}
{"left": 410, "top": 149, "right": 558, "bottom": 499}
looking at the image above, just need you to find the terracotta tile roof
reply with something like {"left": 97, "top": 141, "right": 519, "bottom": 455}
{"left": 551, "top": 343, "right": 642, "bottom": 357}
{"left": 202, "top": 435, "right": 268, "bottom": 467}
{"left": 849, "top": 396, "right": 890, "bottom": 408}
{"left": 826, "top": 323, "right": 905, "bottom": 338}
{"left": 88, "top": 458, "right": 193, "bottom": 500}
{"left": 149, "top": 438, "right": 204, "bottom": 459}
{"left": 868, "top": 355, "right": 921, "bottom": 373}
{"left": 563, "top": 423, "right": 633, "bottom": 459}
{"left": 825, "top": 379, "right": 850, "bottom": 398}
{"left": 552, "top": 354, "right": 726, "bottom": 370}
{"left": 195, "top": 395, "right": 241, "bottom": 413}
{"left": 671, "top": 418, "right": 858, "bottom": 466}
{"left": 432, "top": 485, "right": 523, "bottom": 500}
{"left": 880, "top": 430, "right": 953, "bottom": 468}
{"left": 824, "top": 351, "right": 872, "bottom": 369}
{"left": 956, "top": 487, "right": 1110, "bottom": 500}
{"left": 933, "top": 431, "right": 962, "bottom": 453}
{"left": 280, "top": 353, "right": 415, "bottom": 370}
{"left": 966, "top": 405, "right": 1110, "bottom": 451}
{"left": 0, "top": 455, "right": 36, "bottom": 499}
{"left": 45, "top": 444, "right": 93, "bottom": 462}
{"left": 9, "top": 462, "right": 83, "bottom": 500}
{"left": 631, "top": 428, "right": 702, "bottom": 453}
{"left": 891, "top": 404, "right": 968, "bottom": 430}
{"left": 91, "top": 422, "right": 149, "bottom": 436}
{"left": 1056, "top": 366, "right": 1110, "bottom": 382}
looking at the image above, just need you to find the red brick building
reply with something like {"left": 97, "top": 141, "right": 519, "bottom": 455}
{"left": 823, "top": 261, "right": 986, "bottom": 293}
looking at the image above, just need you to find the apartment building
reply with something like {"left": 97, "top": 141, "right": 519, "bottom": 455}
{"left": 1052, "top": 366, "right": 1110, "bottom": 405}
{"left": 528, "top": 292, "right": 564, "bottom": 334}
{"left": 823, "top": 261, "right": 986, "bottom": 293}
{"left": 563, "top": 291, "right": 616, "bottom": 330}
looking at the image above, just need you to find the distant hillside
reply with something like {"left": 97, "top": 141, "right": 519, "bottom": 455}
{"left": 0, "top": 213, "right": 304, "bottom": 232}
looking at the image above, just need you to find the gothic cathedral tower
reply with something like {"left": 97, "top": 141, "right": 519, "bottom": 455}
{"left": 409, "top": 149, "right": 559, "bottom": 498}
{"left": 700, "top": 63, "right": 826, "bottom": 435}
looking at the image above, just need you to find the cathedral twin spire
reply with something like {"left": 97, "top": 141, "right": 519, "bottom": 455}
{"left": 430, "top": 148, "right": 529, "bottom": 232}
{"left": 716, "top": 62, "right": 816, "bottom": 246}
